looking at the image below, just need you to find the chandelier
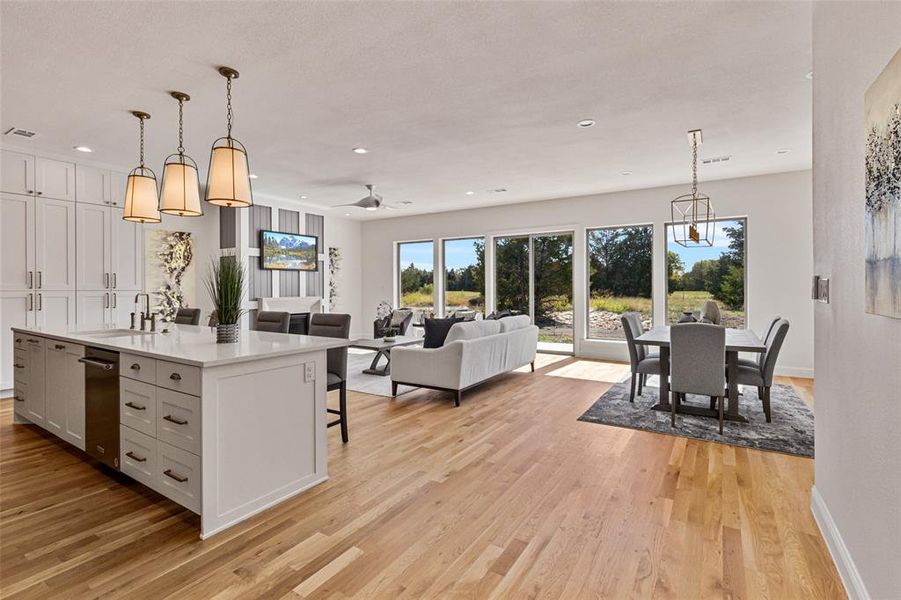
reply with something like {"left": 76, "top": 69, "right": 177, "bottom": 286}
{"left": 670, "top": 129, "right": 715, "bottom": 247}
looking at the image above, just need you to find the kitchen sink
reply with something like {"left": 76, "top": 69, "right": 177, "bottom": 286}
{"left": 81, "top": 329, "right": 155, "bottom": 339}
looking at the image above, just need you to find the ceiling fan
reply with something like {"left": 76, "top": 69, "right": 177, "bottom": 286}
{"left": 335, "top": 184, "right": 407, "bottom": 211}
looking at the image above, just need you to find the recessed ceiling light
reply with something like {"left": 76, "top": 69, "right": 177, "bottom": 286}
{"left": 248, "top": 173, "right": 258, "bottom": 179}
{"left": 73, "top": 145, "right": 92, "bottom": 153}
{"left": 777, "top": 148, "right": 792, "bottom": 155}
{"left": 344, "top": 213, "right": 351, "bottom": 217}
{"left": 300, "top": 195, "right": 307, "bottom": 199}
{"left": 577, "top": 119, "right": 596, "bottom": 128}
{"left": 465, "top": 191, "right": 475, "bottom": 196}
{"left": 352, "top": 147, "right": 368, "bottom": 154}
{"left": 621, "top": 171, "right": 633, "bottom": 176}
{"left": 805, "top": 71, "right": 813, "bottom": 80}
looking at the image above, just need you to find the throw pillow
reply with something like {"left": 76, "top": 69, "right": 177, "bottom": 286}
{"left": 423, "top": 317, "right": 463, "bottom": 348}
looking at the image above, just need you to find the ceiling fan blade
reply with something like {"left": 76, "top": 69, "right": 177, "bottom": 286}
{"left": 333, "top": 202, "right": 363, "bottom": 208}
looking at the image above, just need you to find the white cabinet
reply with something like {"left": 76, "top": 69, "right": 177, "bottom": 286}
{"left": 0, "top": 194, "right": 35, "bottom": 291}
{"left": 34, "top": 197, "right": 76, "bottom": 290}
{"left": 76, "top": 204, "right": 143, "bottom": 293}
{"left": 111, "top": 208, "right": 143, "bottom": 291}
{"left": 45, "top": 341, "right": 85, "bottom": 450}
{"left": 110, "top": 172, "right": 127, "bottom": 208}
{"left": 23, "top": 336, "right": 45, "bottom": 425}
{"left": 35, "top": 290, "right": 76, "bottom": 329}
{"left": 0, "top": 149, "right": 35, "bottom": 196}
{"left": 1, "top": 292, "right": 34, "bottom": 390}
{"left": 75, "top": 165, "right": 112, "bottom": 206}
{"left": 34, "top": 157, "right": 75, "bottom": 202}
{"left": 110, "top": 292, "right": 136, "bottom": 328}
{"left": 75, "top": 291, "right": 112, "bottom": 328}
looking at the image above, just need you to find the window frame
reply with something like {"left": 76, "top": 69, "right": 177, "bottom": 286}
{"left": 584, "top": 223, "right": 655, "bottom": 342}
{"left": 396, "top": 239, "right": 436, "bottom": 316}
{"left": 440, "top": 236, "right": 485, "bottom": 318}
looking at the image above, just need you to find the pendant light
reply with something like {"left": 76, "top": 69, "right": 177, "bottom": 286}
{"left": 122, "top": 111, "right": 161, "bottom": 223}
{"left": 159, "top": 91, "right": 203, "bottom": 216}
{"left": 670, "top": 129, "right": 716, "bottom": 247}
{"left": 205, "top": 66, "right": 253, "bottom": 208}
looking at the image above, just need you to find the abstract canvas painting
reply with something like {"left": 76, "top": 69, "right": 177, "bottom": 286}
{"left": 865, "top": 47, "right": 901, "bottom": 318}
{"left": 145, "top": 230, "right": 196, "bottom": 321}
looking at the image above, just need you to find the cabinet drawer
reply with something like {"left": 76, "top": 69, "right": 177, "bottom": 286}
{"left": 13, "top": 334, "right": 26, "bottom": 351}
{"left": 156, "top": 360, "right": 200, "bottom": 396}
{"left": 156, "top": 440, "right": 200, "bottom": 513}
{"left": 120, "top": 425, "right": 157, "bottom": 488}
{"left": 120, "top": 378, "right": 157, "bottom": 436}
{"left": 13, "top": 349, "right": 27, "bottom": 383}
{"left": 156, "top": 388, "right": 201, "bottom": 455}
{"left": 13, "top": 383, "right": 27, "bottom": 418}
{"left": 121, "top": 353, "right": 156, "bottom": 384}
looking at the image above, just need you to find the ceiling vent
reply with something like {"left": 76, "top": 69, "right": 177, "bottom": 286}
{"left": 3, "top": 127, "right": 38, "bottom": 139}
{"left": 488, "top": 188, "right": 508, "bottom": 193}
{"left": 701, "top": 155, "right": 731, "bottom": 165}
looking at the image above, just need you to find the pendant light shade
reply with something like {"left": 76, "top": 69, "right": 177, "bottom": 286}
{"left": 160, "top": 92, "right": 203, "bottom": 216}
{"left": 205, "top": 66, "right": 253, "bottom": 208}
{"left": 123, "top": 111, "right": 161, "bottom": 224}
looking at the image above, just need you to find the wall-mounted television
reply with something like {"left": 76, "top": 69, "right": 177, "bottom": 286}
{"left": 260, "top": 230, "right": 319, "bottom": 271}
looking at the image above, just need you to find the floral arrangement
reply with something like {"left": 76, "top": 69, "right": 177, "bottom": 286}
{"left": 328, "top": 247, "right": 342, "bottom": 310}
{"left": 154, "top": 231, "right": 193, "bottom": 321}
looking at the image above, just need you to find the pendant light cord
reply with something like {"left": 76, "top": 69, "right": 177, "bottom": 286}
{"left": 691, "top": 134, "right": 698, "bottom": 198}
{"left": 226, "top": 76, "right": 233, "bottom": 139}
{"left": 177, "top": 98, "right": 185, "bottom": 156}
{"left": 139, "top": 116, "right": 145, "bottom": 168}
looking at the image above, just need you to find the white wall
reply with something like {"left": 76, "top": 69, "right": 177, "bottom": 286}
{"left": 811, "top": 5, "right": 901, "bottom": 599}
{"left": 360, "top": 170, "right": 813, "bottom": 375}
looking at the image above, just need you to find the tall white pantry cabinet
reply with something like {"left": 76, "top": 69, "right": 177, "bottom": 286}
{"left": 1, "top": 148, "right": 143, "bottom": 390}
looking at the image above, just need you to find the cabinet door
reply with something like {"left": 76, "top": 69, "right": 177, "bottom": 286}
{"left": 109, "top": 172, "right": 128, "bottom": 208}
{"left": 76, "top": 203, "right": 111, "bottom": 290}
{"left": 1, "top": 194, "right": 35, "bottom": 291}
{"left": 35, "top": 157, "right": 75, "bottom": 202}
{"left": 35, "top": 197, "right": 76, "bottom": 290}
{"left": 110, "top": 292, "right": 136, "bottom": 328}
{"left": 75, "top": 165, "right": 111, "bottom": 206}
{"left": 0, "top": 150, "right": 35, "bottom": 195}
{"left": 63, "top": 344, "right": 85, "bottom": 449}
{"left": 44, "top": 342, "right": 67, "bottom": 436}
{"left": 0, "top": 292, "right": 34, "bottom": 390}
{"left": 25, "top": 337, "right": 45, "bottom": 425}
{"left": 76, "top": 291, "right": 111, "bottom": 328}
{"left": 110, "top": 207, "right": 143, "bottom": 291}
{"left": 35, "top": 290, "right": 76, "bottom": 330}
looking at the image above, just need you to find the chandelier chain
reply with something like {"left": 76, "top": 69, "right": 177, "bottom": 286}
{"left": 691, "top": 134, "right": 698, "bottom": 198}
{"left": 226, "top": 76, "right": 233, "bottom": 138}
{"left": 139, "top": 116, "right": 145, "bottom": 168}
{"left": 177, "top": 98, "right": 184, "bottom": 155}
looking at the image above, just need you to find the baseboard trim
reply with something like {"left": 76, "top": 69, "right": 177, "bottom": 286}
{"left": 810, "top": 485, "right": 870, "bottom": 600}
{"left": 775, "top": 366, "right": 814, "bottom": 378}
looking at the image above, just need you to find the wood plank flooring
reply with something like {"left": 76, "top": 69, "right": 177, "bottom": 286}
{"left": 0, "top": 356, "right": 843, "bottom": 599}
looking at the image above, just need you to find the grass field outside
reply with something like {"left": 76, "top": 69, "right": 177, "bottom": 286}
{"left": 667, "top": 290, "right": 745, "bottom": 327}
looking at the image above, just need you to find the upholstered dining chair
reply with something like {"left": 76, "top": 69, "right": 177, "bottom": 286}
{"left": 174, "top": 307, "right": 201, "bottom": 325}
{"left": 621, "top": 312, "right": 661, "bottom": 402}
{"left": 254, "top": 311, "right": 291, "bottom": 333}
{"left": 738, "top": 315, "right": 781, "bottom": 369}
{"left": 698, "top": 300, "right": 722, "bottom": 325}
{"left": 732, "top": 319, "right": 790, "bottom": 422}
{"left": 670, "top": 322, "right": 727, "bottom": 433}
{"left": 309, "top": 313, "right": 352, "bottom": 443}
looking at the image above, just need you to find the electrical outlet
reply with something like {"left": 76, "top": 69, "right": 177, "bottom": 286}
{"left": 304, "top": 363, "right": 315, "bottom": 382}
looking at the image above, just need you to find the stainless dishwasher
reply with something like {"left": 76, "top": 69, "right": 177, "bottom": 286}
{"left": 79, "top": 348, "right": 120, "bottom": 470}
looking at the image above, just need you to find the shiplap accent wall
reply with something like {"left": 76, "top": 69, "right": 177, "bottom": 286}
{"left": 248, "top": 204, "right": 272, "bottom": 299}
{"left": 305, "top": 213, "right": 324, "bottom": 297}
{"left": 219, "top": 207, "right": 236, "bottom": 249}
{"left": 278, "top": 208, "right": 301, "bottom": 296}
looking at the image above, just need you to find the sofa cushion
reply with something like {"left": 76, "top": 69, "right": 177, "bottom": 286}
{"left": 445, "top": 320, "right": 501, "bottom": 344}
{"left": 498, "top": 315, "right": 532, "bottom": 333}
{"left": 423, "top": 317, "right": 463, "bottom": 348}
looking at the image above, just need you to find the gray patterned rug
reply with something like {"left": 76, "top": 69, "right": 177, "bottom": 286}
{"left": 578, "top": 378, "right": 814, "bottom": 457}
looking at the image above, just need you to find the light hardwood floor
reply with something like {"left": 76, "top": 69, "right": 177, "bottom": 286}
{"left": 0, "top": 356, "right": 843, "bottom": 599}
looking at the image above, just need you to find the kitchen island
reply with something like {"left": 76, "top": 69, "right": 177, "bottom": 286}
{"left": 9, "top": 324, "right": 348, "bottom": 539}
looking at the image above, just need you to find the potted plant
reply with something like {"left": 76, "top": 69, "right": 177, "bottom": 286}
{"left": 205, "top": 258, "right": 246, "bottom": 343}
{"left": 383, "top": 326, "right": 398, "bottom": 342}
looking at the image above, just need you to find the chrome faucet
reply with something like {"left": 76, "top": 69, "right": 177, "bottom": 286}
{"left": 135, "top": 293, "right": 151, "bottom": 331}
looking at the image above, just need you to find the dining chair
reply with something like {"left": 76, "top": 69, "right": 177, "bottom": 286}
{"left": 698, "top": 300, "right": 722, "bottom": 325}
{"left": 174, "top": 307, "right": 201, "bottom": 325}
{"left": 621, "top": 312, "right": 661, "bottom": 402}
{"left": 738, "top": 315, "right": 781, "bottom": 370}
{"left": 309, "top": 313, "right": 352, "bottom": 443}
{"left": 254, "top": 311, "right": 291, "bottom": 333}
{"left": 670, "top": 323, "right": 727, "bottom": 433}
{"left": 733, "top": 319, "right": 790, "bottom": 422}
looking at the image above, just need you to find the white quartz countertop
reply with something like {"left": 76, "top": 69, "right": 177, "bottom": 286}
{"left": 11, "top": 324, "right": 349, "bottom": 367}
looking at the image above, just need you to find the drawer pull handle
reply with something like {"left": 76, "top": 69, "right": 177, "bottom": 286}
{"left": 15, "top": 338, "right": 21, "bottom": 343}
{"left": 130, "top": 363, "right": 141, "bottom": 371}
{"left": 163, "top": 469, "right": 188, "bottom": 483}
{"left": 55, "top": 344, "right": 66, "bottom": 350}
{"left": 163, "top": 415, "right": 188, "bottom": 425}
{"left": 125, "top": 401, "right": 146, "bottom": 411}
{"left": 125, "top": 451, "right": 147, "bottom": 463}
{"left": 169, "top": 373, "right": 182, "bottom": 381}
{"left": 26, "top": 338, "right": 39, "bottom": 343}
{"left": 14, "top": 395, "right": 24, "bottom": 402}
{"left": 13, "top": 364, "right": 24, "bottom": 369}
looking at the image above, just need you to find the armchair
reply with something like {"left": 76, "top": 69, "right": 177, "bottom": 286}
{"left": 373, "top": 309, "right": 413, "bottom": 338}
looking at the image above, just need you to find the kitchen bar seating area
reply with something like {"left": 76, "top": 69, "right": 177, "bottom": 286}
{"left": 2, "top": 2, "right": 899, "bottom": 599}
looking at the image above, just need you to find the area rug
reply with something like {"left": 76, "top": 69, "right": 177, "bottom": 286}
{"left": 346, "top": 348, "right": 403, "bottom": 397}
{"left": 578, "top": 378, "right": 814, "bottom": 457}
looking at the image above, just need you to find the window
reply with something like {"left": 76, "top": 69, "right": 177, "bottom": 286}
{"left": 494, "top": 236, "right": 530, "bottom": 315}
{"left": 443, "top": 237, "right": 485, "bottom": 317}
{"left": 587, "top": 225, "right": 653, "bottom": 340}
{"left": 666, "top": 218, "right": 746, "bottom": 327}
{"left": 398, "top": 240, "right": 434, "bottom": 322}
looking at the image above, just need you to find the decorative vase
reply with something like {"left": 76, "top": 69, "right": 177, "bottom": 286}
{"left": 216, "top": 323, "right": 239, "bottom": 343}
{"left": 678, "top": 311, "right": 697, "bottom": 323}
{"left": 384, "top": 335, "right": 396, "bottom": 342}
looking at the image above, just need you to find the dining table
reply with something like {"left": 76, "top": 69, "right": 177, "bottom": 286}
{"left": 634, "top": 326, "right": 766, "bottom": 423}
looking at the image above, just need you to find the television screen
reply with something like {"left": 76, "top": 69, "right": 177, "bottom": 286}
{"left": 260, "top": 230, "right": 319, "bottom": 271}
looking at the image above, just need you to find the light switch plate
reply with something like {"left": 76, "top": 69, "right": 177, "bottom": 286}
{"left": 304, "top": 362, "right": 315, "bottom": 382}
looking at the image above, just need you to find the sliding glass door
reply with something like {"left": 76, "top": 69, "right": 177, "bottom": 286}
{"left": 494, "top": 232, "right": 573, "bottom": 353}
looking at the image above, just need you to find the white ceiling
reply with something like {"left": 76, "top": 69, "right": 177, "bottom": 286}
{"left": 1, "top": 1, "right": 812, "bottom": 219}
